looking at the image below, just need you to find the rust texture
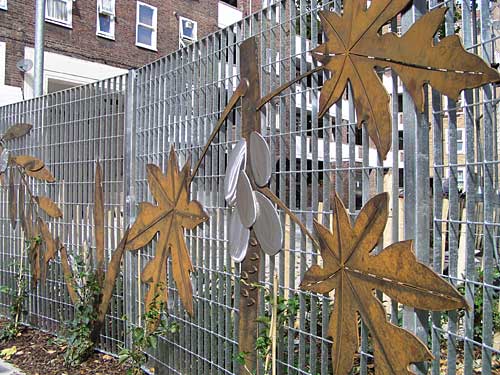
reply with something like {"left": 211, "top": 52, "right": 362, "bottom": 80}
{"left": 126, "top": 147, "right": 209, "bottom": 328}
{"left": 313, "top": 0, "right": 500, "bottom": 159}
{"left": 57, "top": 161, "right": 131, "bottom": 343}
{"left": 238, "top": 36, "right": 262, "bottom": 375}
{"left": 1, "top": 123, "right": 62, "bottom": 287}
{"left": 300, "top": 193, "right": 467, "bottom": 374}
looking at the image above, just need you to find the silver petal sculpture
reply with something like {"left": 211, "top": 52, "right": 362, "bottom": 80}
{"left": 224, "top": 132, "right": 283, "bottom": 262}
{"left": 249, "top": 131, "right": 272, "bottom": 187}
{"left": 224, "top": 139, "right": 247, "bottom": 206}
{"left": 236, "top": 170, "right": 257, "bottom": 228}
{"left": 228, "top": 209, "right": 250, "bottom": 262}
{"left": 253, "top": 191, "right": 282, "bottom": 255}
{"left": 0, "top": 149, "right": 9, "bottom": 173}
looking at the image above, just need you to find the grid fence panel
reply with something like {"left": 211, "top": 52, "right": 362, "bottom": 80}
{"left": 0, "top": 1, "right": 499, "bottom": 374}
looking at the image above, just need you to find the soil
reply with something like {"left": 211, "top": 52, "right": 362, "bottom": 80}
{"left": 0, "top": 325, "right": 128, "bottom": 375}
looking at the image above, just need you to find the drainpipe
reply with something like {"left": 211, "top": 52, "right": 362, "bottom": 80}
{"left": 34, "top": 0, "right": 45, "bottom": 97}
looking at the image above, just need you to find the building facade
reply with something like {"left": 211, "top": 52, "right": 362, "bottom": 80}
{"left": 0, "top": 0, "right": 248, "bottom": 104}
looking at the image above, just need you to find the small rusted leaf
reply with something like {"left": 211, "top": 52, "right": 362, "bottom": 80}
{"left": 8, "top": 169, "right": 17, "bottom": 230}
{"left": 2, "top": 123, "right": 32, "bottom": 142}
{"left": 25, "top": 167, "right": 55, "bottom": 183}
{"left": 12, "top": 155, "right": 45, "bottom": 171}
{"left": 39, "top": 218, "right": 57, "bottom": 264}
{"left": 38, "top": 218, "right": 56, "bottom": 283}
{"left": 36, "top": 196, "right": 63, "bottom": 218}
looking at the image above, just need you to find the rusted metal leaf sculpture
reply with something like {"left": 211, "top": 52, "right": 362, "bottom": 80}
{"left": 58, "top": 161, "right": 130, "bottom": 343}
{"left": 126, "top": 146, "right": 209, "bottom": 324}
{"left": 300, "top": 193, "right": 467, "bottom": 374}
{"left": 313, "top": 0, "right": 500, "bottom": 159}
{"left": 35, "top": 196, "right": 63, "bottom": 218}
{"left": 1, "top": 123, "right": 32, "bottom": 142}
{"left": 1, "top": 123, "right": 62, "bottom": 286}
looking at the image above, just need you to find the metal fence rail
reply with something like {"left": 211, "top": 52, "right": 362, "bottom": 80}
{"left": 1, "top": 0, "right": 499, "bottom": 374}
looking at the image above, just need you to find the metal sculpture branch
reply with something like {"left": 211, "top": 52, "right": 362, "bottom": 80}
{"left": 1, "top": 123, "right": 63, "bottom": 286}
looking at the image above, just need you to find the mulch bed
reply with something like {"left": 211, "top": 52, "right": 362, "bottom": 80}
{"left": 0, "top": 325, "right": 127, "bottom": 375}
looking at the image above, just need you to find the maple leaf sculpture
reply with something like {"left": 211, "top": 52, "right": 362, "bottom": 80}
{"left": 126, "top": 147, "right": 209, "bottom": 322}
{"left": 313, "top": 0, "right": 500, "bottom": 159}
{"left": 300, "top": 193, "right": 467, "bottom": 375}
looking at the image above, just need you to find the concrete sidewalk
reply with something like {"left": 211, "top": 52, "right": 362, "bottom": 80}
{"left": 0, "top": 360, "right": 23, "bottom": 375}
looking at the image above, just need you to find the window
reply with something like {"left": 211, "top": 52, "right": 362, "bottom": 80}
{"left": 46, "top": 0, "right": 72, "bottom": 27}
{"left": 457, "top": 169, "right": 464, "bottom": 191}
{"left": 0, "top": 0, "right": 7, "bottom": 11}
{"left": 457, "top": 128, "right": 464, "bottom": 154}
{"left": 445, "top": 128, "right": 464, "bottom": 154}
{"left": 179, "top": 16, "right": 197, "bottom": 47}
{"left": 136, "top": 2, "right": 157, "bottom": 50}
{"left": 221, "top": 0, "right": 237, "bottom": 6}
{"left": 47, "top": 78, "right": 79, "bottom": 94}
{"left": 97, "top": 0, "right": 115, "bottom": 39}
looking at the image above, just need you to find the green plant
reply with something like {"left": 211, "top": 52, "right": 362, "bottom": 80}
{"left": 458, "top": 267, "right": 500, "bottom": 342}
{"left": 119, "top": 289, "right": 179, "bottom": 375}
{"left": 62, "top": 252, "right": 101, "bottom": 367}
{"left": 255, "top": 286, "right": 299, "bottom": 374}
{"left": 0, "top": 237, "right": 36, "bottom": 342}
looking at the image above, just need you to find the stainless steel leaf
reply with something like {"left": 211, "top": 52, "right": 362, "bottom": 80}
{"left": 228, "top": 209, "right": 250, "bottom": 263}
{"left": 224, "top": 139, "right": 247, "bottom": 206}
{"left": 0, "top": 149, "right": 9, "bottom": 173}
{"left": 249, "top": 131, "right": 272, "bottom": 187}
{"left": 253, "top": 191, "right": 283, "bottom": 256}
{"left": 236, "top": 170, "right": 257, "bottom": 228}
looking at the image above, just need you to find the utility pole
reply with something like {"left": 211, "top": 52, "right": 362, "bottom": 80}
{"left": 34, "top": 0, "right": 45, "bottom": 97}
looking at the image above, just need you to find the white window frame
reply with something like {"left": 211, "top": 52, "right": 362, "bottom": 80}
{"left": 0, "top": 0, "right": 7, "bottom": 11}
{"left": 457, "top": 128, "right": 464, "bottom": 154}
{"left": 136, "top": 2, "right": 157, "bottom": 51}
{"left": 45, "top": 0, "right": 72, "bottom": 28}
{"left": 97, "top": 0, "right": 115, "bottom": 40}
{"left": 179, "top": 16, "right": 197, "bottom": 47}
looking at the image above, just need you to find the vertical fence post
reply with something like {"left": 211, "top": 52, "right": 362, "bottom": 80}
{"left": 124, "top": 69, "right": 137, "bottom": 349}
{"left": 238, "top": 36, "right": 261, "bottom": 375}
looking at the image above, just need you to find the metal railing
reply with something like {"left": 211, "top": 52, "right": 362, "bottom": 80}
{"left": 0, "top": 0, "right": 499, "bottom": 374}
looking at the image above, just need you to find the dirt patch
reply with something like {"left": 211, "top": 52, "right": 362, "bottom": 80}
{"left": 0, "top": 325, "right": 129, "bottom": 375}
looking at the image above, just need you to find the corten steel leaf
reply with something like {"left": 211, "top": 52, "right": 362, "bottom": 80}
{"left": 39, "top": 218, "right": 57, "bottom": 282}
{"left": 126, "top": 146, "right": 209, "bottom": 323}
{"left": 57, "top": 161, "right": 131, "bottom": 343}
{"left": 313, "top": 0, "right": 500, "bottom": 159}
{"left": 1, "top": 123, "right": 32, "bottom": 142}
{"left": 300, "top": 193, "right": 467, "bottom": 375}
{"left": 35, "top": 196, "right": 63, "bottom": 218}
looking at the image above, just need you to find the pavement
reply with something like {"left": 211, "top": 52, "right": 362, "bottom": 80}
{"left": 0, "top": 360, "right": 23, "bottom": 375}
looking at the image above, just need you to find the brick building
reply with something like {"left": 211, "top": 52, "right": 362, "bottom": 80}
{"left": 0, "top": 0, "right": 251, "bottom": 104}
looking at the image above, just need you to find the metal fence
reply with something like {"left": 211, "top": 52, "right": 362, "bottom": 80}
{"left": 1, "top": 0, "right": 499, "bottom": 374}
